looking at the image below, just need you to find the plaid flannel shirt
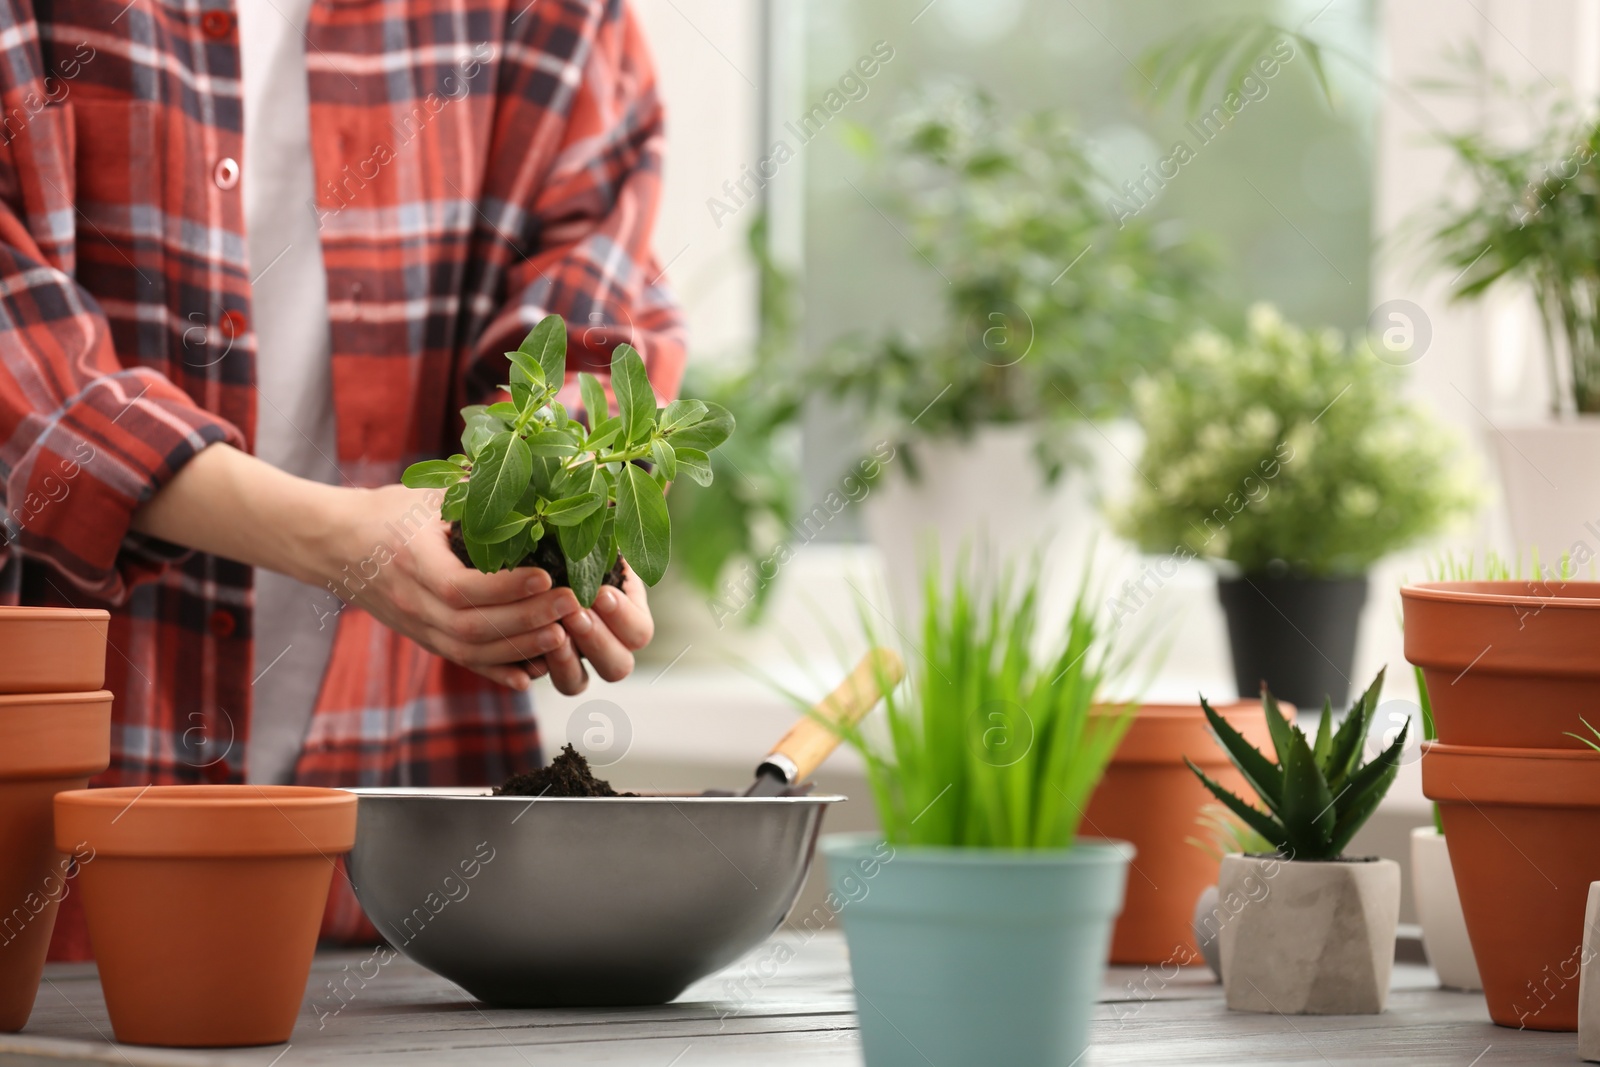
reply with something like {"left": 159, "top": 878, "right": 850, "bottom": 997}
{"left": 0, "top": 0, "right": 683, "bottom": 911}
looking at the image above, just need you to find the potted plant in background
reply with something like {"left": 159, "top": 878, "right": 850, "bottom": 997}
{"left": 1421, "top": 82, "right": 1600, "bottom": 561}
{"left": 1189, "top": 669, "right": 1408, "bottom": 1014}
{"left": 1405, "top": 563, "right": 1600, "bottom": 1030}
{"left": 820, "top": 562, "right": 1135, "bottom": 1067}
{"left": 1116, "top": 304, "right": 1476, "bottom": 708}
{"left": 1082, "top": 694, "right": 1289, "bottom": 966}
{"left": 814, "top": 86, "right": 1215, "bottom": 619}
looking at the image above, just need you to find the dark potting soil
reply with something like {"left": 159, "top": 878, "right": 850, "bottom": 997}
{"left": 449, "top": 522, "right": 625, "bottom": 593}
{"left": 494, "top": 744, "right": 635, "bottom": 798}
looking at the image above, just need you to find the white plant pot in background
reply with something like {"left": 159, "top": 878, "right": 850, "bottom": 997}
{"left": 1410, "top": 826, "right": 1482, "bottom": 992}
{"left": 861, "top": 422, "right": 1138, "bottom": 625}
{"left": 1218, "top": 853, "right": 1401, "bottom": 1015}
{"left": 1490, "top": 420, "right": 1600, "bottom": 562}
{"left": 1580, "top": 881, "right": 1600, "bottom": 1062}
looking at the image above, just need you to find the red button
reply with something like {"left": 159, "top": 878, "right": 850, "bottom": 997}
{"left": 199, "top": 10, "right": 234, "bottom": 38}
{"left": 208, "top": 608, "right": 236, "bottom": 638}
{"left": 214, "top": 157, "right": 240, "bottom": 191}
{"left": 220, "top": 309, "right": 247, "bottom": 338}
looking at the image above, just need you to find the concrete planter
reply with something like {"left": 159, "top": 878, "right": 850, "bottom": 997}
{"left": 1218, "top": 853, "right": 1400, "bottom": 1015}
{"left": 1410, "top": 827, "right": 1481, "bottom": 992}
{"left": 1580, "top": 882, "right": 1600, "bottom": 1061}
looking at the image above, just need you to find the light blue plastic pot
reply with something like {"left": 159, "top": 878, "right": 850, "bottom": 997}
{"left": 822, "top": 833, "right": 1131, "bottom": 1067}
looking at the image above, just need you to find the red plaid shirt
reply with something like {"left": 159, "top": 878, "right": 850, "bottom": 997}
{"left": 0, "top": 1, "right": 683, "bottom": 788}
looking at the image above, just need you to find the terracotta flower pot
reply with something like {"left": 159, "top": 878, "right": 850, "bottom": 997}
{"left": 0, "top": 691, "right": 111, "bottom": 1032}
{"left": 1084, "top": 699, "right": 1289, "bottom": 965}
{"left": 1402, "top": 581, "right": 1600, "bottom": 748}
{"left": 54, "top": 785, "right": 357, "bottom": 1047}
{"left": 0, "top": 608, "right": 108, "bottom": 693}
{"left": 1421, "top": 741, "right": 1600, "bottom": 1031}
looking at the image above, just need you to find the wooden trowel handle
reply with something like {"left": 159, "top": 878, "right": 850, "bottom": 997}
{"left": 760, "top": 648, "right": 906, "bottom": 785}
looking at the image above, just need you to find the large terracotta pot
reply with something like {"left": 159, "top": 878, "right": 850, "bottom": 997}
{"left": 1421, "top": 741, "right": 1600, "bottom": 1031}
{"left": 1402, "top": 581, "right": 1600, "bottom": 748}
{"left": 1084, "top": 699, "right": 1287, "bottom": 965}
{"left": 0, "top": 690, "right": 111, "bottom": 1032}
{"left": 55, "top": 785, "right": 357, "bottom": 1046}
{"left": 0, "top": 607, "right": 108, "bottom": 693}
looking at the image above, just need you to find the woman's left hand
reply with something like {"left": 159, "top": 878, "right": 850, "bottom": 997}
{"left": 528, "top": 564, "right": 654, "bottom": 694}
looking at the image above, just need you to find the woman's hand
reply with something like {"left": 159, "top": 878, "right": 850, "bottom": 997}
{"left": 540, "top": 563, "right": 654, "bottom": 693}
{"left": 131, "top": 445, "right": 584, "bottom": 691}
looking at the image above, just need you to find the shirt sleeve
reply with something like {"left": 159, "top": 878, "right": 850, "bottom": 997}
{"left": 0, "top": 93, "right": 243, "bottom": 602}
{"left": 465, "top": 0, "right": 686, "bottom": 416}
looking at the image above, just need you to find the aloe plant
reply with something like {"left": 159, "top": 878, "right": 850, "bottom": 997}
{"left": 1185, "top": 670, "right": 1407, "bottom": 860}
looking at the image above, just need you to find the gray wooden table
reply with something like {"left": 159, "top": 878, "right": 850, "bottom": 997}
{"left": 0, "top": 933, "right": 1578, "bottom": 1066}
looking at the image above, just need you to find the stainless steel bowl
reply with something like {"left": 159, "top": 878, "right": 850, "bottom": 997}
{"left": 345, "top": 789, "right": 843, "bottom": 1006}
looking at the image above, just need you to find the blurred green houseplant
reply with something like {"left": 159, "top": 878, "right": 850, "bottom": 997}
{"left": 664, "top": 218, "right": 802, "bottom": 619}
{"left": 1117, "top": 304, "right": 1475, "bottom": 575}
{"left": 814, "top": 86, "right": 1216, "bottom": 480}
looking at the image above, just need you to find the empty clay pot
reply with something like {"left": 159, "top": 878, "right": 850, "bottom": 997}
{"left": 55, "top": 785, "right": 357, "bottom": 1047}
{"left": 1422, "top": 741, "right": 1600, "bottom": 1031}
{"left": 1084, "top": 699, "right": 1289, "bottom": 965}
{"left": 1402, "top": 581, "right": 1600, "bottom": 749}
{"left": 0, "top": 691, "right": 111, "bottom": 1032}
{"left": 0, "top": 608, "right": 108, "bottom": 693}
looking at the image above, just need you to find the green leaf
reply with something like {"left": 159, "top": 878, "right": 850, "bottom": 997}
{"left": 1325, "top": 668, "right": 1385, "bottom": 789}
{"left": 675, "top": 447, "right": 714, "bottom": 487}
{"left": 464, "top": 533, "right": 498, "bottom": 572}
{"left": 1198, "top": 695, "right": 1282, "bottom": 809}
{"left": 505, "top": 349, "right": 544, "bottom": 389}
{"left": 1260, "top": 686, "right": 1295, "bottom": 769}
{"left": 463, "top": 432, "right": 531, "bottom": 538}
{"left": 521, "top": 314, "right": 567, "bottom": 389}
{"left": 611, "top": 344, "right": 656, "bottom": 447}
{"left": 509, "top": 382, "right": 535, "bottom": 411}
{"left": 525, "top": 429, "right": 579, "bottom": 458}
{"left": 487, "top": 401, "right": 519, "bottom": 420}
{"left": 1278, "top": 726, "right": 1336, "bottom": 857}
{"left": 460, "top": 406, "right": 507, "bottom": 457}
{"left": 476, "top": 512, "right": 532, "bottom": 544}
{"left": 1326, "top": 720, "right": 1408, "bottom": 856}
{"left": 401, "top": 459, "right": 466, "bottom": 489}
{"left": 659, "top": 398, "right": 708, "bottom": 433}
{"left": 585, "top": 421, "right": 621, "bottom": 453}
{"left": 543, "top": 491, "right": 604, "bottom": 527}
{"left": 1312, "top": 697, "right": 1333, "bottom": 769}
{"left": 579, "top": 372, "right": 608, "bottom": 425}
{"left": 557, "top": 470, "right": 609, "bottom": 561}
{"left": 665, "top": 401, "right": 733, "bottom": 452}
{"left": 565, "top": 513, "right": 615, "bottom": 608}
{"left": 1183, "top": 758, "right": 1288, "bottom": 850}
{"left": 440, "top": 480, "right": 468, "bottom": 523}
{"left": 615, "top": 462, "right": 670, "bottom": 585}
{"left": 650, "top": 438, "right": 677, "bottom": 482}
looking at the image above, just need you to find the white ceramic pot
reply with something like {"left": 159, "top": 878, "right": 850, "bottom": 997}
{"left": 1218, "top": 853, "right": 1400, "bottom": 1015}
{"left": 1410, "top": 826, "right": 1481, "bottom": 992}
{"left": 1579, "top": 881, "right": 1600, "bottom": 1062}
{"left": 1490, "top": 419, "right": 1600, "bottom": 562}
{"left": 860, "top": 422, "right": 1137, "bottom": 624}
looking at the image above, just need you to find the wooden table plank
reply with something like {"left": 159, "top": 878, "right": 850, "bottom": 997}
{"left": 0, "top": 934, "right": 1581, "bottom": 1066}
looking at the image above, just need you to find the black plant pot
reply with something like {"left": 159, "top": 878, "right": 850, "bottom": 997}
{"left": 1216, "top": 573, "right": 1368, "bottom": 710}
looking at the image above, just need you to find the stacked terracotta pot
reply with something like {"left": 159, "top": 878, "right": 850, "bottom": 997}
{"left": 0, "top": 608, "right": 112, "bottom": 1033}
{"left": 1403, "top": 581, "right": 1600, "bottom": 1031}
{"left": 1084, "top": 699, "right": 1285, "bottom": 965}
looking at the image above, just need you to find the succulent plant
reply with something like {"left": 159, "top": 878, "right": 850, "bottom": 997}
{"left": 1185, "top": 669, "right": 1406, "bottom": 861}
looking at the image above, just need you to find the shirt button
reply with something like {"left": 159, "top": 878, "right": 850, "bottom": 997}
{"left": 199, "top": 10, "right": 234, "bottom": 38}
{"left": 214, "top": 157, "right": 240, "bottom": 190}
{"left": 208, "top": 608, "right": 236, "bottom": 638}
{"left": 221, "top": 309, "right": 247, "bottom": 338}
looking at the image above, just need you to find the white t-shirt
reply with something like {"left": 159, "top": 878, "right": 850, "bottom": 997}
{"left": 238, "top": 0, "right": 340, "bottom": 784}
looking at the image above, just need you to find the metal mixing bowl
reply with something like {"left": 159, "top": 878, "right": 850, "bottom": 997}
{"left": 344, "top": 789, "right": 843, "bottom": 1006}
